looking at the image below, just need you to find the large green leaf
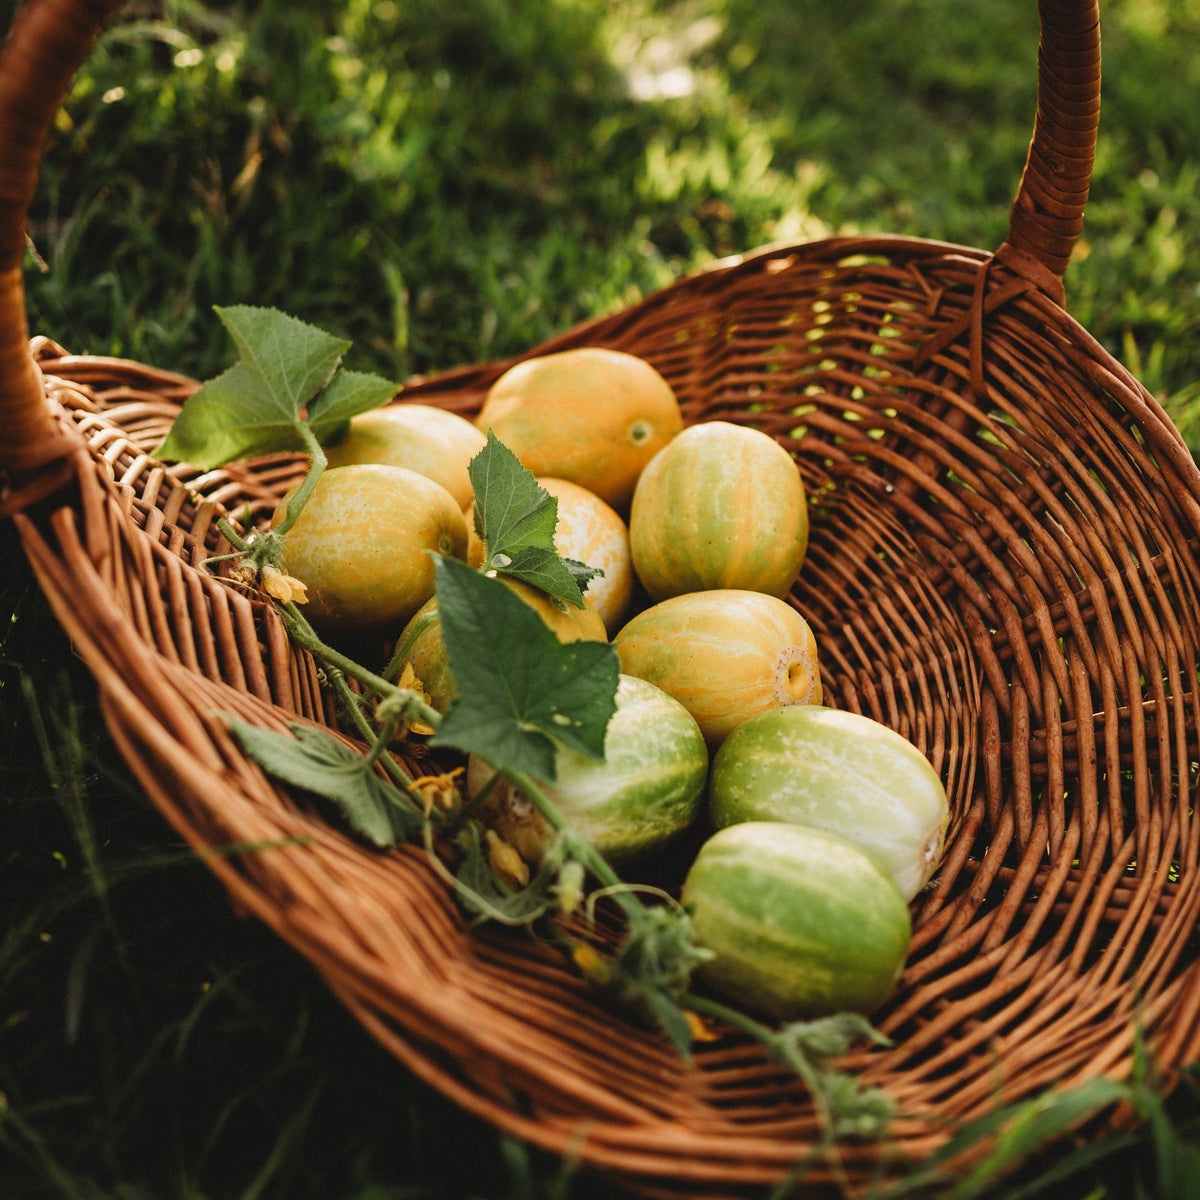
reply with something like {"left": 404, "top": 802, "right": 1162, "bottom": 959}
{"left": 216, "top": 305, "right": 349, "bottom": 415}
{"left": 155, "top": 306, "right": 395, "bottom": 467}
{"left": 155, "top": 361, "right": 308, "bottom": 468}
{"left": 429, "top": 557, "right": 619, "bottom": 781}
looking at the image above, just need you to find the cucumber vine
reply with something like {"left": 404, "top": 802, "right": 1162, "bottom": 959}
{"left": 157, "top": 305, "right": 895, "bottom": 1153}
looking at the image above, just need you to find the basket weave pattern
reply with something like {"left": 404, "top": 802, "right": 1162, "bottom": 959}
{"left": 5, "top": 1, "right": 1200, "bottom": 1194}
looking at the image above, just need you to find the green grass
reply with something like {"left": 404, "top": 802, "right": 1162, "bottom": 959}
{"left": 5, "top": 0, "right": 1200, "bottom": 1195}
{"left": 21, "top": 0, "right": 1200, "bottom": 419}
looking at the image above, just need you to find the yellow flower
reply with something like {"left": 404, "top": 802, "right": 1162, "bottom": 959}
{"left": 394, "top": 663, "right": 436, "bottom": 736}
{"left": 570, "top": 942, "right": 612, "bottom": 986}
{"left": 409, "top": 767, "right": 463, "bottom": 816}
{"left": 260, "top": 563, "right": 309, "bottom": 604}
{"left": 684, "top": 1010, "right": 722, "bottom": 1043}
{"left": 485, "top": 828, "right": 530, "bottom": 890}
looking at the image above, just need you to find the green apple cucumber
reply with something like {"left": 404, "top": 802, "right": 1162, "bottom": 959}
{"left": 681, "top": 821, "right": 912, "bottom": 1020}
{"left": 707, "top": 705, "right": 948, "bottom": 901}
{"left": 467, "top": 674, "right": 708, "bottom": 868}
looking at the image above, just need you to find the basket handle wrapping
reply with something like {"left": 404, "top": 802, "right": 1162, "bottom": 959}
{"left": 997, "top": 0, "right": 1100, "bottom": 301}
{"left": 0, "top": 0, "right": 122, "bottom": 473}
{"left": 0, "top": 0, "right": 1100, "bottom": 475}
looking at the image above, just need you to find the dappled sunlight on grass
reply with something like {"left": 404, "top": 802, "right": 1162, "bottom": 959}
{"left": 19, "top": 0, "right": 1200, "bottom": 438}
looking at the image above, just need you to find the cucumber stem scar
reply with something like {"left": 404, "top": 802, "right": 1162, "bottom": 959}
{"left": 777, "top": 645, "right": 822, "bottom": 705}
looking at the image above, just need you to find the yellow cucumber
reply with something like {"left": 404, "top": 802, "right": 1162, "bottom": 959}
{"left": 613, "top": 589, "right": 822, "bottom": 746}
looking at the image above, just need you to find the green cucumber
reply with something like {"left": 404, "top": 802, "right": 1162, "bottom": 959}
{"left": 682, "top": 821, "right": 912, "bottom": 1020}
{"left": 467, "top": 674, "right": 709, "bottom": 869}
{"left": 708, "top": 705, "right": 948, "bottom": 901}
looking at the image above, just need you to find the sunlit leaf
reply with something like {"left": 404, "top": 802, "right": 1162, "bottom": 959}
{"left": 308, "top": 370, "right": 399, "bottom": 442}
{"left": 216, "top": 304, "right": 349, "bottom": 414}
{"left": 154, "top": 306, "right": 394, "bottom": 467}
{"left": 467, "top": 431, "right": 601, "bottom": 607}
{"left": 155, "top": 361, "right": 309, "bottom": 467}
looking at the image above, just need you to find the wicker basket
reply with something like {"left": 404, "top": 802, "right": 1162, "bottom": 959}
{"left": 5, "top": 0, "right": 1200, "bottom": 1194}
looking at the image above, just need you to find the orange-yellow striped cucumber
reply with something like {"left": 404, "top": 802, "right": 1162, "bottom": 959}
{"left": 613, "top": 589, "right": 822, "bottom": 747}
{"left": 629, "top": 420, "right": 808, "bottom": 601}
{"left": 274, "top": 464, "right": 467, "bottom": 639}
{"left": 324, "top": 402, "right": 487, "bottom": 509}
{"left": 474, "top": 347, "right": 683, "bottom": 512}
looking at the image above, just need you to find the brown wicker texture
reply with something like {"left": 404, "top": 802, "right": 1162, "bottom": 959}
{"left": 4, "top": 0, "right": 1200, "bottom": 1195}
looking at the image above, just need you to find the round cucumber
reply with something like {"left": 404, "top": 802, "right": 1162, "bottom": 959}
{"left": 467, "top": 674, "right": 709, "bottom": 869}
{"left": 613, "top": 589, "right": 822, "bottom": 747}
{"left": 708, "top": 705, "right": 948, "bottom": 901}
{"left": 682, "top": 821, "right": 912, "bottom": 1020}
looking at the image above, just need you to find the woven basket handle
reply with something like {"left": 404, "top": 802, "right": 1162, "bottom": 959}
{"left": 0, "top": 0, "right": 1101, "bottom": 475}
{"left": 997, "top": 0, "right": 1101, "bottom": 303}
{"left": 0, "top": 0, "right": 123, "bottom": 473}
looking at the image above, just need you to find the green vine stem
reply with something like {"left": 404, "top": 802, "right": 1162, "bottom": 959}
{"left": 213, "top": 514, "right": 252, "bottom": 556}
{"left": 208, "top": 423, "right": 325, "bottom": 571}
{"left": 498, "top": 766, "right": 641, "bottom": 919}
{"left": 204, "top": 452, "right": 717, "bottom": 1062}
{"left": 683, "top": 993, "right": 829, "bottom": 1086}
{"left": 273, "top": 425, "right": 327, "bottom": 538}
{"left": 682, "top": 989, "right": 894, "bottom": 1186}
{"left": 220, "top": 527, "right": 875, "bottom": 1107}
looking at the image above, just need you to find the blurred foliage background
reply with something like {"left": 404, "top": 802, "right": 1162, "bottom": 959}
{"left": 17, "top": 0, "right": 1200, "bottom": 430}
{"left": 4, "top": 0, "right": 1200, "bottom": 1196}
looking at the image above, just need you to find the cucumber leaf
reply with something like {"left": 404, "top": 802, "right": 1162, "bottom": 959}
{"left": 224, "top": 717, "right": 424, "bottom": 848}
{"left": 429, "top": 556, "right": 619, "bottom": 781}
{"left": 156, "top": 361, "right": 303, "bottom": 468}
{"left": 468, "top": 431, "right": 602, "bottom": 608}
{"left": 218, "top": 304, "right": 349, "bottom": 411}
{"left": 307, "top": 369, "right": 399, "bottom": 441}
{"left": 781, "top": 1013, "right": 892, "bottom": 1062}
{"left": 155, "top": 306, "right": 396, "bottom": 468}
